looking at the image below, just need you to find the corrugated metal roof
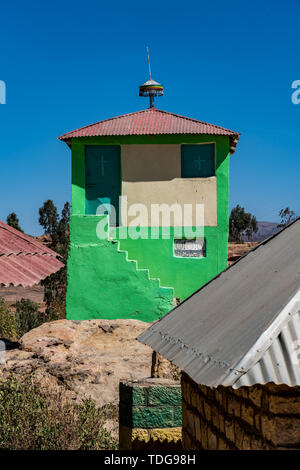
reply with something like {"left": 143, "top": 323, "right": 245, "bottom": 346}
{"left": 0, "top": 221, "right": 64, "bottom": 287}
{"left": 58, "top": 108, "right": 240, "bottom": 153}
{"left": 234, "top": 311, "right": 300, "bottom": 388}
{"left": 138, "top": 219, "right": 300, "bottom": 388}
{"left": 0, "top": 221, "right": 58, "bottom": 256}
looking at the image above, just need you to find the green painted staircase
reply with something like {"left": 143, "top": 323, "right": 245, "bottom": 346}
{"left": 66, "top": 215, "right": 174, "bottom": 321}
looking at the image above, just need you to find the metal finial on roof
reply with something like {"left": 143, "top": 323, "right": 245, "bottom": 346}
{"left": 139, "top": 46, "right": 163, "bottom": 108}
{"left": 147, "top": 46, "right": 152, "bottom": 80}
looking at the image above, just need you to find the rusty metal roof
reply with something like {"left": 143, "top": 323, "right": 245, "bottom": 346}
{"left": 138, "top": 219, "right": 300, "bottom": 388}
{"left": 58, "top": 108, "right": 240, "bottom": 153}
{"left": 0, "top": 221, "right": 64, "bottom": 287}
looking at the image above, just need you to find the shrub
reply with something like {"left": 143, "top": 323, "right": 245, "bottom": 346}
{"left": 15, "top": 298, "right": 66, "bottom": 337}
{"left": 0, "top": 297, "right": 66, "bottom": 341}
{"left": 0, "top": 377, "right": 118, "bottom": 450}
{"left": 0, "top": 298, "right": 18, "bottom": 340}
{"left": 15, "top": 298, "right": 44, "bottom": 338}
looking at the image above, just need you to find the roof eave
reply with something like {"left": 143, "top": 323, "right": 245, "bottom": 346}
{"left": 59, "top": 132, "right": 241, "bottom": 154}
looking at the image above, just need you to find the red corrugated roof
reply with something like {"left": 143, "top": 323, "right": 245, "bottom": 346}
{"left": 58, "top": 107, "right": 240, "bottom": 152}
{"left": 0, "top": 221, "right": 64, "bottom": 287}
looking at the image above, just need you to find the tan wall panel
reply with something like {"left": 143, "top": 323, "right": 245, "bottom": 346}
{"left": 121, "top": 178, "right": 217, "bottom": 227}
{"left": 121, "top": 144, "right": 181, "bottom": 181}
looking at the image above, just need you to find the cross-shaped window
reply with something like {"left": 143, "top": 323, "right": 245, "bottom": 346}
{"left": 99, "top": 155, "right": 108, "bottom": 176}
{"left": 181, "top": 144, "right": 215, "bottom": 178}
{"left": 194, "top": 156, "right": 207, "bottom": 171}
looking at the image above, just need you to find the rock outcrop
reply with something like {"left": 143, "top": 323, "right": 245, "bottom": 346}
{"left": 0, "top": 319, "right": 155, "bottom": 407}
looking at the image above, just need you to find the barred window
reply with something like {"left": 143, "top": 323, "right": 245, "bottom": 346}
{"left": 174, "top": 238, "right": 206, "bottom": 258}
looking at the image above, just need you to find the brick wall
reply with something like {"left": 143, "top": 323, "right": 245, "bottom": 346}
{"left": 119, "top": 378, "right": 182, "bottom": 450}
{"left": 182, "top": 372, "right": 300, "bottom": 450}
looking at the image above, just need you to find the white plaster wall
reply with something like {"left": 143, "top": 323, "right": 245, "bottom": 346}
{"left": 121, "top": 144, "right": 217, "bottom": 227}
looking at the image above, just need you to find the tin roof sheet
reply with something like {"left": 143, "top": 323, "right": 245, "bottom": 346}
{"left": 138, "top": 219, "right": 300, "bottom": 388}
{"left": 234, "top": 310, "right": 300, "bottom": 388}
{"left": 58, "top": 108, "right": 240, "bottom": 152}
{"left": 0, "top": 221, "right": 64, "bottom": 287}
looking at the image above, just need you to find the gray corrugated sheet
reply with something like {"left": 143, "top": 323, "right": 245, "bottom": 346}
{"left": 138, "top": 219, "right": 300, "bottom": 388}
{"left": 234, "top": 310, "right": 300, "bottom": 387}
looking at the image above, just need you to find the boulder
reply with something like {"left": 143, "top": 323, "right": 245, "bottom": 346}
{"left": 0, "top": 319, "right": 154, "bottom": 407}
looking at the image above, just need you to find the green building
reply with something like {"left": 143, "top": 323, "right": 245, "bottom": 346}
{"left": 59, "top": 93, "right": 239, "bottom": 321}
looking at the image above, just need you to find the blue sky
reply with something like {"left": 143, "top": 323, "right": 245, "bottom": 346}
{"left": 0, "top": 0, "right": 299, "bottom": 235}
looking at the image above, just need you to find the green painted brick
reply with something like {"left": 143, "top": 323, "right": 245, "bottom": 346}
{"left": 119, "top": 383, "right": 147, "bottom": 406}
{"left": 119, "top": 403, "right": 180, "bottom": 428}
{"left": 174, "top": 405, "right": 182, "bottom": 426}
{"left": 147, "top": 386, "right": 182, "bottom": 406}
{"left": 132, "top": 388, "right": 147, "bottom": 406}
{"left": 132, "top": 405, "right": 177, "bottom": 429}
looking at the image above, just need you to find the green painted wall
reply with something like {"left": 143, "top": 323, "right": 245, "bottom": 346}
{"left": 66, "top": 134, "right": 230, "bottom": 320}
{"left": 66, "top": 215, "right": 174, "bottom": 321}
{"left": 117, "top": 226, "right": 220, "bottom": 300}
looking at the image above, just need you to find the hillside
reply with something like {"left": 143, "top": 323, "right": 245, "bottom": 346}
{"left": 244, "top": 221, "right": 280, "bottom": 242}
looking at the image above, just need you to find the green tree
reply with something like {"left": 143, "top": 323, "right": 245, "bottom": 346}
{"left": 278, "top": 207, "right": 297, "bottom": 227}
{"left": 6, "top": 212, "right": 23, "bottom": 232}
{"left": 38, "top": 199, "right": 59, "bottom": 237}
{"left": 229, "top": 205, "right": 258, "bottom": 243}
{"left": 38, "top": 200, "right": 71, "bottom": 316}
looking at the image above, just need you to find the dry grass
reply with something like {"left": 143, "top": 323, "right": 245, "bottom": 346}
{"left": 228, "top": 242, "right": 258, "bottom": 266}
{"left": 0, "top": 377, "right": 118, "bottom": 450}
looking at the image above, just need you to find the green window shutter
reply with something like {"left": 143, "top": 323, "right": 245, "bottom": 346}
{"left": 85, "top": 145, "right": 121, "bottom": 224}
{"left": 181, "top": 144, "right": 215, "bottom": 178}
